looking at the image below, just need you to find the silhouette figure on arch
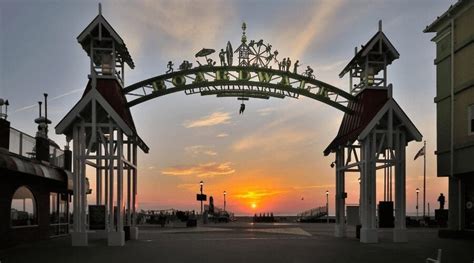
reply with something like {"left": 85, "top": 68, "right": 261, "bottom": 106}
{"left": 239, "top": 103, "right": 246, "bottom": 114}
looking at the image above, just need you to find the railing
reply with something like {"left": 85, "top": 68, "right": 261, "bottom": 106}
{"left": 9, "top": 127, "right": 36, "bottom": 158}
{"left": 297, "top": 206, "right": 328, "bottom": 221}
{"left": 8, "top": 127, "right": 65, "bottom": 168}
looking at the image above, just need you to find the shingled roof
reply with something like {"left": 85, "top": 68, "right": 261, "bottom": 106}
{"left": 55, "top": 78, "right": 149, "bottom": 153}
{"left": 81, "top": 78, "right": 136, "bottom": 133}
{"left": 324, "top": 89, "right": 389, "bottom": 155}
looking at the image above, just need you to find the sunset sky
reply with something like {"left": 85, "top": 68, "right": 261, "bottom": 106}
{"left": 0, "top": 0, "right": 453, "bottom": 215}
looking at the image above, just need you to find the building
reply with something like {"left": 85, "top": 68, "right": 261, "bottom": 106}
{"left": 424, "top": 0, "right": 474, "bottom": 233}
{"left": 0, "top": 97, "right": 75, "bottom": 248}
{"left": 55, "top": 5, "right": 148, "bottom": 246}
{"left": 324, "top": 21, "right": 422, "bottom": 243}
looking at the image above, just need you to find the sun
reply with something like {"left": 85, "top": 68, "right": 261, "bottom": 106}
{"left": 251, "top": 203, "right": 257, "bottom": 209}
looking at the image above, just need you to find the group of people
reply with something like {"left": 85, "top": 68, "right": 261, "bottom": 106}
{"left": 278, "top": 57, "right": 293, "bottom": 72}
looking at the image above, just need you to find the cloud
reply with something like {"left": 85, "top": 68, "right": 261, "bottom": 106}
{"left": 293, "top": 184, "right": 335, "bottom": 190}
{"left": 234, "top": 190, "right": 286, "bottom": 200}
{"left": 12, "top": 88, "right": 83, "bottom": 113}
{"left": 315, "top": 59, "right": 347, "bottom": 72}
{"left": 185, "top": 145, "right": 217, "bottom": 156}
{"left": 183, "top": 111, "right": 231, "bottom": 128}
{"left": 216, "top": 133, "right": 229, "bottom": 138}
{"left": 109, "top": 0, "right": 236, "bottom": 59}
{"left": 232, "top": 127, "right": 312, "bottom": 152}
{"left": 256, "top": 107, "right": 276, "bottom": 116}
{"left": 162, "top": 162, "right": 235, "bottom": 178}
{"left": 289, "top": 0, "right": 345, "bottom": 59}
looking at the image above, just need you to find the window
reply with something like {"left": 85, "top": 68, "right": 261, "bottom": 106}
{"left": 50, "top": 192, "right": 69, "bottom": 236}
{"left": 469, "top": 105, "right": 474, "bottom": 135}
{"left": 10, "top": 186, "right": 37, "bottom": 227}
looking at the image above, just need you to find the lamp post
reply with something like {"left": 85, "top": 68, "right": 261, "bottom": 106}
{"left": 223, "top": 191, "right": 227, "bottom": 212}
{"left": 200, "top": 181, "right": 204, "bottom": 215}
{"left": 416, "top": 188, "right": 420, "bottom": 218}
{"left": 326, "top": 190, "right": 329, "bottom": 224}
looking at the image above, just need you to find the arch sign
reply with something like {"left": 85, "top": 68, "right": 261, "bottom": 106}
{"left": 124, "top": 23, "right": 354, "bottom": 113}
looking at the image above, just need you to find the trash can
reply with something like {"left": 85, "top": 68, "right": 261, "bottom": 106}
{"left": 124, "top": 226, "right": 130, "bottom": 241}
{"left": 187, "top": 219, "right": 197, "bottom": 227}
{"left": 356, "top": 224, "right": 361, "bottom": 239}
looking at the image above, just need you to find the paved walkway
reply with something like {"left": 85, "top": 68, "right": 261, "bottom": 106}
{"left": 1, "top": 223, "right": 473, "bottom": 263}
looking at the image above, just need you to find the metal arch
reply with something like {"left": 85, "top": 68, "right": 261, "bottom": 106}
{"left": 124, "top": 66, "right": 355, "bottom": 113}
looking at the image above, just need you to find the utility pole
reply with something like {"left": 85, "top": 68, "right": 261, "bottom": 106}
{"left": 416, "top": 188, "right": 420, "bottom": 218}
{"left": 326, "top": 190, "right": 329, "bottom": 224}
{"left": 200, "top": 181, "right": 204, "bottom": 215}
{"left": 223, "top": 191, "right": 227, "bottom": 211}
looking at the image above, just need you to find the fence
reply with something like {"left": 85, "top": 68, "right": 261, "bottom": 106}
{"left": 8, "top": 127, "right": 65, "bottom": 168}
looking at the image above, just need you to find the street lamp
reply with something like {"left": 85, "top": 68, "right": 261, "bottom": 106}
{"left": 416, "top": 188, "right": 420, "bottom": 218}
{"left": 200, "top": 181, "right": 204, "bottom": 215}
{"left": 326, "top": 190, "right": 329, "bottom": 224}
{"left": 223, "top": 191, "right": 227, "bottom": 212}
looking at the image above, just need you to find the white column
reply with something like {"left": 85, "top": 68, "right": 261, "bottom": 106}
{"left": 104, "top": 138, "right": 109, "bottom": 229}
{"left": 394, "top": 132, "right": 408, "bottom": 242}
{"left": 108, "top": 128, "right": 115, "bottom": 231}
{"left": 80, "top": 124, "right": 88, "bottom": 234}
{"left": 130, "top": 143, "right": 139, "bottom": 240}
{"left": 96, "top": 141, "right": 102, "bottom": 205}
{"left": 71, "top": 125, "right": 88, "bottom": 246}
{"left": 360, "top": 134, "right": 378, "bottom": 243}
{"left": 72, "top": 125, "right": 79, "bottom": 233}
{"left": 335, "top": 147, "right": 346, "bottom": 237}
{"left": 117, "top": 130, "right": 124, "bottom": 230}
{"left": 108, "top": 128, "right": 125, "bottom": 246}
{"left": 126, "top": 142, "right": 131, "bottom": 226}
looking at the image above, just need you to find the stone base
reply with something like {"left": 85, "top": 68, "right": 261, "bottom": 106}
{"left": 71, "top": 231, "right": 88, "bottom": 246}
{"left": 360, "top": 228, "right": 378, "bottom": 243}
{"left": 130, "top": 227, "right": 139, "bottom": 240}
{"left": 91, "top": 229, "right": 108, "bottom": 239}
{"left": 108, "top": 230, "right": 125, "bottom": 246}
{"left": 393, "top": 228, "right": 408, "bottom": 243}
{"left": 334, "top": 224, "right": 346, "bottom": 237}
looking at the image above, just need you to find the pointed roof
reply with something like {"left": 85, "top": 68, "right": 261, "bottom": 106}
{"left": 77, "top": 13, "right": 135, "bottom": 69}
{"left": 55, "top": 78, "right": 149, "bottom": 153}
{"left": 339, "top": 30, "right": 400, "bottom": 78}
{"left": 324, "top": 89, "right": 421, "bottom": 155}
{"left": 357, "top": 99, "right": 422, "bottom": 142}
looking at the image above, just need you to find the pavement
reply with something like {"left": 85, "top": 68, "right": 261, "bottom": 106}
{"left": 1, "top": 222, "right": 474, "bottom": 263}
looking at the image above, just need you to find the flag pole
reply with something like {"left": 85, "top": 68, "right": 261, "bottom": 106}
{"left": 423, "top": 140, "right": 426, "bottom": 217}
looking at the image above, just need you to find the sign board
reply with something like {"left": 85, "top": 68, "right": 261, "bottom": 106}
{"left": 89, "top": 205, "right": 106, "bottom": 230}
{"left": 196, "top": 194, "right": 207, "bottom": 201}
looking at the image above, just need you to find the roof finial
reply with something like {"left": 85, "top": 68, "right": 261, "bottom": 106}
{"left": 98, "top": 3, "right": 102, "bottom": 15}
{"left": 378, "top": 19, "right": 382, "bottom": 32}
{"left": 241, "top": 22, "right": 247, "bottom": 44}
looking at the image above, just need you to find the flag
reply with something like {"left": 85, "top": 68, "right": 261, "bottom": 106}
{"left": 414, "top": 145, "right": 425, "bottom": 160}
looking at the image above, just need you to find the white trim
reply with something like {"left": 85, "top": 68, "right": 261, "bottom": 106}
{"left": 358, "top": 99, "right": 422, "bottom": 142}
{"left": 77, "top": 15, "right": 124, "bottom": 45}
{"left": 55, "top": 89, "right": 133, "bottom": 136}
{"left": 362, "top": 32, "right": 400, "bottom": 58}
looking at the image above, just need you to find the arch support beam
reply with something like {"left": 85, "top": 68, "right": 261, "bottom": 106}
{"left": 124, "top": 66, "right": 354, "bottom": 113}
